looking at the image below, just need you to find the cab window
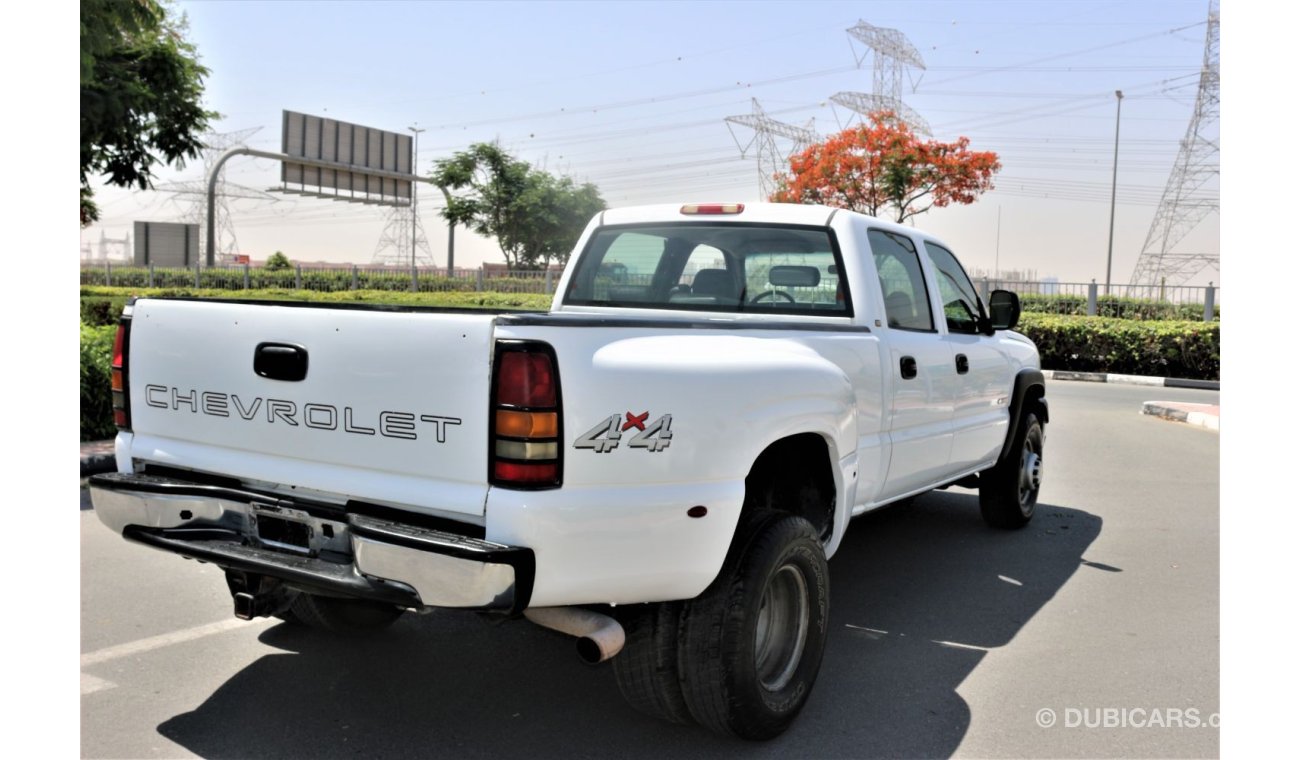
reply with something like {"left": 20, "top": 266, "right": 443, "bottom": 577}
{"left": 923, "top": 242, "right": 983, "bottom": 334}
{"left": 867, "top": 229, "right": 934, "bottom": 331}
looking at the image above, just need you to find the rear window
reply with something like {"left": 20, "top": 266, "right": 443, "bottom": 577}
{"left": 563, "top": 224, "right": 851, "bottom": 316}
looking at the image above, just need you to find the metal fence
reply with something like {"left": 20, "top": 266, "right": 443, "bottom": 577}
{"left": 976, "top": 279, "right": 1219, "bottom": 322}
{"left": 80, "top": 263, "right": 559, "bottom": 295}
{"left": 80, "top": 264, "right": 1220, "bottom": 322}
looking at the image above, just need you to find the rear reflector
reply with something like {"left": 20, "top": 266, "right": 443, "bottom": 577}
{"left": 493, "top": 461, "right": 559, "bottom": 484}
{"left": 491, "top": 341, "right": 562, "bottom": 489}
{"left": 681, "top": 203, "right": 744, "bottom": 215}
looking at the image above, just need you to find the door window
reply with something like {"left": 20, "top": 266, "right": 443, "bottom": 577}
{"left": 868, "top": 229, "right": 934, "bottom": 331}
{"left": 923, "top": 242, "right": 983, "bottom": 334}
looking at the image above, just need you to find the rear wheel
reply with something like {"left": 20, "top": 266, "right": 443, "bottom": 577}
{"left": 282, "top": 592, "right": 404, "bottom": 634}
{"left": 677, "top": 513, "right": 829, "bottom": 740}
{"left": 979, "top": 410, "right": 1044, "bottom": 529}
{"left": 612, "top": 602, "right": 694, "bottom": 725}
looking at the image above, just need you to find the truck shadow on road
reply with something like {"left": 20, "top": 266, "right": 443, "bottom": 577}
{"left": 156, "top": 492, "right": 1103, "bottom": 759}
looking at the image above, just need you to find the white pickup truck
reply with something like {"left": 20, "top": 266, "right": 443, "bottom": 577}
{"left": 91, "top": 202, "right": 1047, "bottom": 739}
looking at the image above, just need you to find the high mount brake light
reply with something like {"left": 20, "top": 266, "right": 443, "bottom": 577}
{"left": 490, "top": 341, "right": 562, "bottom": 489}
{"left": 680, "top": 203, "right": 744, "bottom": 215}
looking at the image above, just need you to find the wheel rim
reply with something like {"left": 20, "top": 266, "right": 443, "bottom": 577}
{"left": 1019, "top": 431, "right": 1043, "bottom": 513}
{"left": 754, "top": 563, "right": 810, "bottom": 692}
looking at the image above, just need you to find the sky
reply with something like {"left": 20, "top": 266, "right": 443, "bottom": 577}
{"left": 79, "top": 0, "right": 1221, "bottom": 288}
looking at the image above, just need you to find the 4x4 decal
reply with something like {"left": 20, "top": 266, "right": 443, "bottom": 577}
{"left": 574, "top": 411, "right": 673, "bottom": 453}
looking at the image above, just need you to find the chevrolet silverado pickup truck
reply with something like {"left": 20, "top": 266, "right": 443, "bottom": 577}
{"left": 90, "top": 202, "right": 1047, "bottom": 740}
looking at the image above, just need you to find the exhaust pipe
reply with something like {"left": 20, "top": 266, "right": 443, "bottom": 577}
{"left": 524, "top": 606, "right": 625, "bottom": 664}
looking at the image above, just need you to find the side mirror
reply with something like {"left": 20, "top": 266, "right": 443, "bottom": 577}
{"left": 988, "top": 290, "right": 1021, "bottom": 331}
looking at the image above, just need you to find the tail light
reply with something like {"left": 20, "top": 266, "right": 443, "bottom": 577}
{"left": 111, "top": 314, "right": 132, "bottom": 431}
{"left": 490, "top": 341, "right": 562, "bottom": 489}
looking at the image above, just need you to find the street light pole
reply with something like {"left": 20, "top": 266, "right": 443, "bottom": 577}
{"left": 409, "top": 125, "right": 425, "bottom": 293}
{"left": 1105, "top": 90, "right": 1123, "bottom": 296}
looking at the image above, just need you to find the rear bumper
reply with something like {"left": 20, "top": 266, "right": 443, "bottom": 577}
{"left": 88, "top": 472, "right": 534, "bottom": 614}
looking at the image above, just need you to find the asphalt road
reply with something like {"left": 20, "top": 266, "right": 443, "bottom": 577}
{"left": 81, "top": 379, "right": 1219, "bottom": 758}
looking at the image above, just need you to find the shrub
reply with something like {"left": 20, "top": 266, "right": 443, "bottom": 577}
{"left": 81, "top": 323, "right": 117, "bottom": 441}
{"left": 1018, "top": 313, "right": 1219, "bottom": 381}
{"left": 1018, "top": 292, "right": 1218, "bottom": 321}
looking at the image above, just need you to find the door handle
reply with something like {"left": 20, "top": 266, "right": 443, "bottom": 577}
{"left": 254, "top": 342, "right": 309, "bottom": 382}
{"left": 900, "top": 355, "right": 918, "bottom": 380}
{"left": 956, "top": 353, "right": 970, "bottom": 374}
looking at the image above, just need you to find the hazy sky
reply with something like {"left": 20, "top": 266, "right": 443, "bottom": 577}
{"left": 79, "top": 0, "right": 1220, "bottom": 287}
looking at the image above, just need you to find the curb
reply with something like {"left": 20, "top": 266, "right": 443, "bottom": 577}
{"left": 1043, "top": 369, "right": 1219, "bottom": 391}
{"left": 1142, "top": 401, "right": 1220, "bottom": 432}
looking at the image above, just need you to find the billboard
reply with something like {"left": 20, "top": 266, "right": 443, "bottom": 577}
{"left": 133, "top": 221, "right": 199, "bottom": 267}
{"left": 280, "top": 110, "right": 412, "bottom": 205}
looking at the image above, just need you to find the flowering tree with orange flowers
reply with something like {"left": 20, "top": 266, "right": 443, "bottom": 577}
{"left": 770, "top": 112, "right": 1001, "bottom": 223}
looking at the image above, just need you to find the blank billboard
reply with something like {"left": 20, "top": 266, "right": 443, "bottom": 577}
{"left": 133, "top": 221, "right": 199, "bottom": 267}
{"left": 281, "top": 110, "right": 412, "bottom": 204}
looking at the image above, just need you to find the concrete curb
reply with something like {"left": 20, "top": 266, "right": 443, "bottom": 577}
{"left": 1044, "top": 369, "right": 1219, "bottom": 391}
{"left": 1142, "top": 401, "right": 1220, "bottom": 432}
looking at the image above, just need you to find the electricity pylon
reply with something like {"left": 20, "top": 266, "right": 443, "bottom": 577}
{"left": 1129, "top": 1, "right": 1219, "bottom": 288}
{"left": 725, "top": 98, "right": 818, "bottom": 198}
{"left": 833, "top": 20, "right": 931, "bottom": 136}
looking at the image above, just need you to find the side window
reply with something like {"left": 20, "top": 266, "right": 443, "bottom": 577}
{"left": 923, "top": 242, "right": 982, "bottom": 334}
{"left": 868, "top": 229, "right": 934, "bottom": 331}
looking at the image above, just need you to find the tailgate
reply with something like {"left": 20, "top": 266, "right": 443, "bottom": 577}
{"left": 126, "top": 299, "right": 495, "bottom": 519}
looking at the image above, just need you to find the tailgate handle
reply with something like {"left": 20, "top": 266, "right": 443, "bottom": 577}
{"left": 254, "top": 343, "right": 309, "bottom": 382}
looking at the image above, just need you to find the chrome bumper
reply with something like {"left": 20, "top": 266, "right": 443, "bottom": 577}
{"left": 88, "top": 472, "right": 534, "bottom": 614}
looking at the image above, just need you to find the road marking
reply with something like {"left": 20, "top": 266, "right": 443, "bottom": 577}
{"left": 844, "top": 624, "right": 888, "bottom": 639}
{"left": 998, "top": 574, "right": 1024, "bottom": 586}
{"left": 81, "top": 617, "right": 272, "bottom": 669}
{"left": 933, "top": 639, "right": 991, "bottom": 652}
{"left": 81, "top": 673, "right": 117, "bottom": 695}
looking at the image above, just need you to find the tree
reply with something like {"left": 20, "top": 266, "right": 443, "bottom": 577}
{"left": 81, "top": 0, "right": 217, "bottom": 226}
{"left": 264, "top": 251, "right": 291, "bottom": 271}
{"left": 770, "top": 112, "right": 1001, "bottom": 223}
{"left": 432, "top": 143, "right": 606, "bottom": 270}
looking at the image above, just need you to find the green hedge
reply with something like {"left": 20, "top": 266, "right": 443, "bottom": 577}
{"left": 1018, "top": 313, "right": 1219, "bottom": 381}
{"left": 1018, "top": 293, "right": 1218, "bottom": 321}
{"left": 80, "top": 266, "right": 551, "bottom": 294}
{"left": 81, "top": 323, "right": 117, "bottom": 441}
{"left": 80, "top": 287, "right": 554, "bottom": 326}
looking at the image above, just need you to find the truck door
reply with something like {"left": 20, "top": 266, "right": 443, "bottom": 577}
{"left": 921, "top": 241, "right": 1012, "bottom": 471}
{"left": 867, "top": 229, "right": 957, "bottom": 499}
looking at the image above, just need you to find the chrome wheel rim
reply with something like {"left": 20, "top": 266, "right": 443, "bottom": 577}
{"left": 754, "top": 563, "right": 810, "bottom": 692}
{"left": 1019, "top": 435, "right": 1043, "bottom": 512}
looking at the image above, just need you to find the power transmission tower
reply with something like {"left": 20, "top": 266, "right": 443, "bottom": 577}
{"left": 725, "top": 98, "right": 818, "bottom": 198}
{"left": 832, "top": 20, "right": 931, "bottom": 136}
{"left": 370, "top": 204, "right": 436, "bottom": 266}
{"left": 160, "top": 127, "right": 278, "bottom": 264}
{"left": 1128, "top": 1, "right": 1219, "bottom": 289}
{"left": 98, "top": 230, "right": 131, "bottom": 262}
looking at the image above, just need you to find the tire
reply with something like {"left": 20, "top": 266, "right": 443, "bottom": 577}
{"left": 284, "top": 592, "right": 404, "bottom": 634}
{"left": 979, "top": 410, "right": 1044, "bottom": 529}
{"left": 677, "top": 513, "right": 830, "bottom": 740}
{"left": 612, "top": 602, "right": 694, "bottom": 725}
